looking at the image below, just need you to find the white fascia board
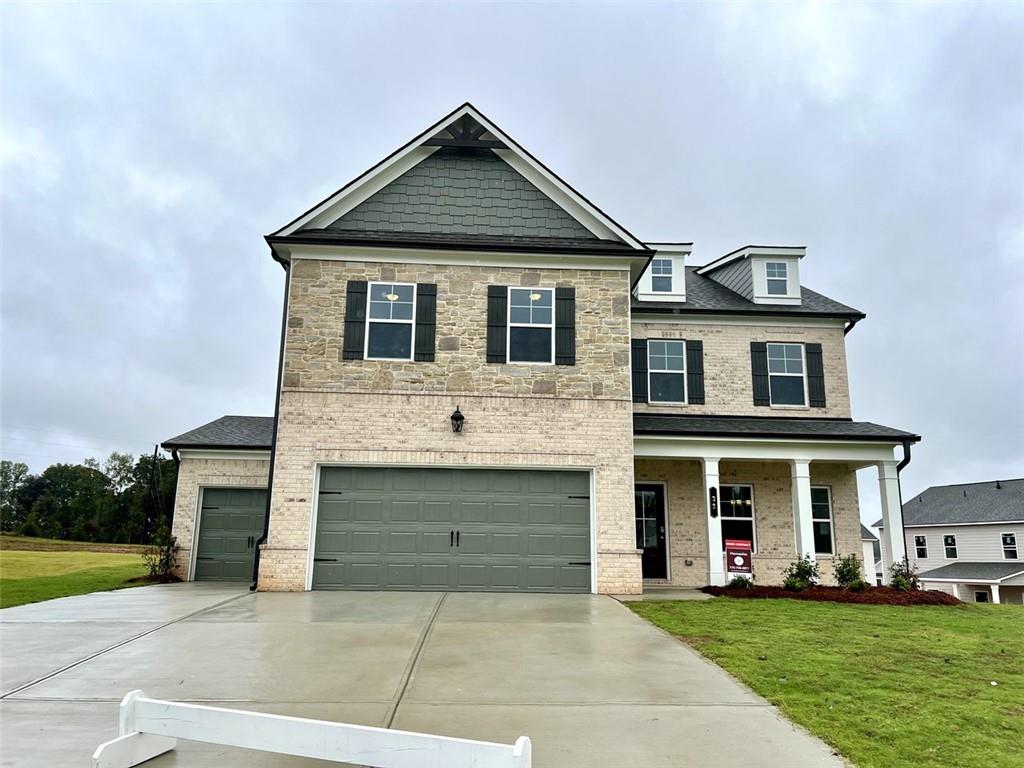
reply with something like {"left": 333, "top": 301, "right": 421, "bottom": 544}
{"left": 281, "top": 243, "right": 638, "bottom": 275}
{"left": 176, "top": 449, "right": 271, "bottom": 461}
{"left": 902, "top": 520, "right": 1024, "bottom": 528}
{"left": 633, "top": 435, "right": 898, "bottom": 464}
{"left": 697, "top": 245, "right": 806, "bottom": 275}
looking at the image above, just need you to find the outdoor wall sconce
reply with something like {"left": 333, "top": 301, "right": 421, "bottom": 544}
{"left": 450, "top": 406, "right": 465, "bottom": 433}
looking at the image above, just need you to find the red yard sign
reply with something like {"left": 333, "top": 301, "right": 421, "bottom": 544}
{"left": 725, "top": 539, "right": 752, "bottom": 575}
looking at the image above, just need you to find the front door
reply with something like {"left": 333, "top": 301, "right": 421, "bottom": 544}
{"left": 634, "top": 484, "right": 667, "bottom": 579}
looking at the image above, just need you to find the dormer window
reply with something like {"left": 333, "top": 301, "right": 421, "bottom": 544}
{"left": 765, "top": 262, "right": 788, "bottom": 295}
{"left": 651, "top": 259, "right": 673, "bottom": 292}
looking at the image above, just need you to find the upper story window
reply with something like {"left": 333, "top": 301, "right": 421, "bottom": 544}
{"left": 507, "top": 288, "right": 554, "bottom": 364}
{"left": 651, "top": 259, "right": 673, "bottom": 292}
{"left": 720, "top": 484, "right": 755, "bottom": 552}
{"left": 811, "top": 487, "right": 834, "bottom": 555}
{"left": 647, "top": 340, "right": 686, "bottom": 404}
{"left": 1002, "top": 533, "right": 1018, "bottom": 560}
{"left": 767, "top": 343, "right": 807, "bottom": 406}
{"left": 914, "top": 535, "right": 928, "bottom": 559}
{"left": 765, "top": 262, "right": 789, "bottom": 295}
{"left": 943, "top": 534, "right": 958, "bottom": 559}
{"left": 366, "top": 282, "right": 416, "bottom": 360}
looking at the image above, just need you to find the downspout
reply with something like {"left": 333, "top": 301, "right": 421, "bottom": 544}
{"left": 250, "top": 250, "right": 291, "bottom": 591}
{"left": 895, "top": 439, "right": 913, "bottom": 570}
{"left": 843, "top": 316, "right": 862, "bottom": 336}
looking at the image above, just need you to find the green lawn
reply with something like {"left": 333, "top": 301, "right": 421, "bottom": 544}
{"left": 630, "top": 599, "right": 1023, "bottom": 768}
{"left": 0, "top": 547, "right": 148, "bottom": 608}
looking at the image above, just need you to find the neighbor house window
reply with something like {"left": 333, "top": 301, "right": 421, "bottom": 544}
{"left": 914, "top": 535, "right": 928, "bottom": 559}
{"left": 720, "top": 485, "right": 755, "bottom": 552}
{"left": 810, "top": 486, "right": 834, "bottom": 555}
{"left": 974, "top": 591, "right": 989, "bottom": 603}
{"left": 507, "top": 288, "right": 554, "bottom": 363}
{"left": 1002, "top": 533, "right": 1018, "bottom": 560}
{"left": 943, "top": 534, "right": 958, "bottom": 559}
{"left": 647, "top": 340, "right": 686, "bottom": 404}
{"left": 651, "top": 258, "right": 673, "bottom": 292}
{"left": 366, "top": 282, "right": 415, "bottom": 360}
{"left": 766, "top": 262, "right": 789, "bottom": 295}
{"left": 767, "top": 343, "right": 807, "bottom": 406}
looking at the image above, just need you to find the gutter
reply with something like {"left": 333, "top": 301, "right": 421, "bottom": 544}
{"left": 251, "top": 249, "right": 291, "bottom": 590}
{"left": 843, "top": 316, "right": 861, "bottom": 335}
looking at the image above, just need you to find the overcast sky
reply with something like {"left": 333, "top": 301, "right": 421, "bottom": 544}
{"left": 2, "top": 2, "right": 1021, "bottom": 524}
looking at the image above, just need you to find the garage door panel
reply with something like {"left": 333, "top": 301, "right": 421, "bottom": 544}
{"left": 492, "top": 533, "right": 521, "bottom": 555}
{"left": 527, "top": 533, "right": 556, "bottom": 556}
{"left": 351, "top": 531, "right": 382, "bottom": 554}
{"left": 492, "top": 502, "right": 522, "bottom": 525}
{"left": 422, "top": 501, "right": 454, "bottom": 523}
{"left": 353, "top": 500, "right": 385, "bottom": 522}
{"left": 560, "top": 534, "right": 590, "bottom": 557}
{"left": 390, "top": 500, "right": 419, "bottom": 522}
{"left": 421, "top": 531, "right": 454, "bottom": 555}
{"left": 459, "top": 501, "right": 490, "bottom": 524}
{"left": 195, "top": 488, "right": 266, "bottom": 582}
{"left": 528, "top": 503, "right": 556, "bottom": 524}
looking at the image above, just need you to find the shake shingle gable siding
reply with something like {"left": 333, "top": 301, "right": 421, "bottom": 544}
{"left": 326, "top": 148, "right": 597, "bottom": 240}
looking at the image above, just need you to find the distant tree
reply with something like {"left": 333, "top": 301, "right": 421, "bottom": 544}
{"left": 0, "top": 461, "right": 31, "bottom": 532}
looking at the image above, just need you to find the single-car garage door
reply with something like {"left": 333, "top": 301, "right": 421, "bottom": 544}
{"left": 194, "top": 488, "right": 267, "bottom": 581}
{"left": 313, "top": 467, "right": 591, "bottom": 593}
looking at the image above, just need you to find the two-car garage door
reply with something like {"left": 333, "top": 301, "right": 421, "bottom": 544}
{"left": 312, "top": 467, "right": 592, "bottom": 593}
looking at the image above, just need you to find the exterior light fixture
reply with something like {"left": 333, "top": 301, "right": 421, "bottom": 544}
{"left": 385, "top": 292, "right": 399, "bottom": 301}
{"left": 450, "top": 406, "right": 465, "bottom": 433}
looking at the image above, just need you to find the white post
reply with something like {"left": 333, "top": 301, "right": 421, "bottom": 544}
{"left": 991, "top": 585, "right": 1001, "bottom": 604}
{"left": 790, "top": 460, "right": 816, "bottom": 562}
{"left": 702, "top": 457, "right": 725, "bottom": 586}
{"left": 878, "top": 460, "right": 905, "bottom": 585}
{"left": 951, "top": 583, "right": 961, "bottom": 600}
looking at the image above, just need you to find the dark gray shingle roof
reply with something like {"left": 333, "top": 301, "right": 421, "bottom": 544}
{"left": 631, "top": 267, "right": 863, "bottom": 319}
{"left": 633, "top": 414, "right": 919, "bottom": 442}
{"left": 919, "top": 562, "right": 1024, "bottom": 582}
{"left": 861, "top": 524, "right": 878, "bottom": 542}
{"left": 894, "top": 479, "right": 1024, "bottom": 527}
{"left": 162, "top": 415, "right": 274, "bottom": 450}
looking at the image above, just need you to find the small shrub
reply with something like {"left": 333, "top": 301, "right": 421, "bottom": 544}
{"left": 849, "top": 578, "right": 870, "bottom": 592}
{"left": 833, "top": 554, "right": 864, "bottom": 588}
{"left": 782, "top": 555, "right": 820, "bottom": 591}
{"left": 728, "top": 576, "right": 754, "bottom": 589}
{"left": 144, "top": 524, "right": 180, "bottom": 581}
{"left": 888, "top": 559, "right": 920, "bottom": 592}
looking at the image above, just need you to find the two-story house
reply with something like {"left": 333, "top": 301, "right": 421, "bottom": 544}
{"left": 162, "top": 103, "right": 919, "bottom": 596}
{"left": 875, "top": 479, "right": 1024, "bottom": 604}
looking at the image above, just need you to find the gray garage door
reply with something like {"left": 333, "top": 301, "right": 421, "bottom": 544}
{"left": 194, "top": 488, "right": 267, "bottom": 581}
{"left": 313, "top": 467, "right": 591, "bottom": 593}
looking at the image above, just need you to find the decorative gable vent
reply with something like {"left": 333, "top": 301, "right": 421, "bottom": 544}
{"left": 635, "top": 243, "right": 691, "bottom": 303}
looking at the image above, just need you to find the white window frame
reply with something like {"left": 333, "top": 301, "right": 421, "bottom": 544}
{"left": 810, "top": 485, "right": 834, "bottom": 556}
{"left": 914, "top": 534, "right": 928, "bottom": 559}
{"left": 719, "top": 483, "right": 757, "bottom": 554}
{"left": 943, "top": 534, "right": 958, "bottom": 560}
{"left": 1002, "top": 532, "right": 1018, "bottom": 560}
{"left": 765, "top": 262, "right": 789, "bottom": 295}
{"left": 647, "top": 339, "right": 687, "bottom": 405}
{"left": 364, "top": 281, "right": 416, "bottom": 362}
{"left": 651, "top": 258, "right": 673, "bottom": 293}
{"left": 766, "top": 342, "right": 808, "bottom": 408}
{"left": 506, "top": 287, "right": 554, "bottom": 365}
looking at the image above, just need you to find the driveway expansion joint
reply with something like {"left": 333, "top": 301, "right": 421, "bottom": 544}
{"left": 384, "top": 592, "right": 446, "bottom": 728}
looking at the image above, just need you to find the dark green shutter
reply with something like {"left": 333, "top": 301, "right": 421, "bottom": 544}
{"left": 686, "top": 340, "right": 705, "bottom": 404}
{"left": 486, "top": 286, "right": 508, "bottom": 363}
{"left": 342, "top": 281, "right": 367, "bottom": 360}
{"left": 805, "top": 343, "right": 826, "bottom": 407}
{"left": 631, "top": 339, "right": 648, "bottom": 403}
{"left": 751, "top": 342, "right": 769, "bottom": 406}
{"left": 554, "top": 287, "right": 576, "bottom": 366}
{"left": 414, "top": 283, "right": 437, "bottom": 362}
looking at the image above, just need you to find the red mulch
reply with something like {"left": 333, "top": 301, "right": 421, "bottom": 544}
{"left": 125, "top": 574, "right": 183, "bottom": 585}
{"left": 702, "top": 584, "right": 961, "bottom": 606}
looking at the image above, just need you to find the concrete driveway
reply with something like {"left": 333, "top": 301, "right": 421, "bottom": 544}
{"left": 1, "top": 584, "right": 844, "bottom": 767}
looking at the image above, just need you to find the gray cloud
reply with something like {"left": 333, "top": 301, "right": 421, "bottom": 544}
{"left": 2, "top": 3, "right": 1021, "bottom": 524}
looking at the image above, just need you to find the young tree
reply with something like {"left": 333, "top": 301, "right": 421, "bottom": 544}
{"left": 0, "top": 461, "right": 31, "bottom": 532}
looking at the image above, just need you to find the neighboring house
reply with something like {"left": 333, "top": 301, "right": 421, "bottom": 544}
{"left": 861, "top": 524, "right": 882, "bottom": 585}
{"left": 162, "top": 103, "right": 919, "bottom": 595}
{"left": 875, "top": 479, "right": 1024, "bottom": 604}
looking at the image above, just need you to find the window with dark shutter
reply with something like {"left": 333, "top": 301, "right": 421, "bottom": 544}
{"left": 805, "top": 343, "right": 826, "bottom": 407}
{"left": 750, "top": 342, "right": 770, "bottom": 406}
{"left": 413, "top": 284, "right": 437, "bottom": 362}
{"left": 686, "top": 340, "right": 705, "bottom": 405}
{"left": 486, "top": 286, "right": 508, "bottom": 363}
{"left": 342, "top": 281, "right": 368, "bottom": 360}
{"left": 631, "top": 339, "right": 648, "bottom": 403}
{"left": 554, "top": 287, "right": 576, "bottom": 365}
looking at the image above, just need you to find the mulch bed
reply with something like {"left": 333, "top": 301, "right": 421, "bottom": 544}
{"left": 702, "top": 584, "right": 961, "bottom": 606}
{"left": 125, "top": 574, "right": 183, "bottom": 585}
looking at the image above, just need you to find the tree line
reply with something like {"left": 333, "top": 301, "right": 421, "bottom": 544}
{"left": 0, "top": 452, "right": 177, "bottom": 544}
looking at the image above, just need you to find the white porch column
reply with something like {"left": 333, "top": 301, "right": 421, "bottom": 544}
{"left": 991, "top": 585, "right": 1001, "bottom": 604}
{"left": 702, "top": 457, "right": 725, "bottom": 586}
{"left": 951, "top": 583, "right": 961, "bottom": 600}
{"left": 790, "top": 459, "right": 816, "bottom": 562}
{"left": 878, "top": 460, "right": 905, "bottom": 585}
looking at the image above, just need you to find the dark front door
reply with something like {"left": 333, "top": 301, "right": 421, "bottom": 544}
{"left": 634, "top": 484, "right": 667, "bottom": 579}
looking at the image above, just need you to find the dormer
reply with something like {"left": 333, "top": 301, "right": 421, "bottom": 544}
{"left": 634, "top": 243, "right": 692, "bottom": 302}
{"left": 696, "top": 245, "right": 805, "bottom": 306}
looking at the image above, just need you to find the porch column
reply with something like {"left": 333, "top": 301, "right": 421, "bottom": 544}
{"left": 878, "top": 460, "right": 905, "bottom": 585}
{"left": 991, "top": 585, "right": 1001, "bottom": 604}
{"left": 951, "top": 583, "right": 961, "bottom": 600}
{"left": 790, "top": 459, "right": 816, "bottom": 562}
{"left": 702, "top": 457, "right": 725, "bottom": 586}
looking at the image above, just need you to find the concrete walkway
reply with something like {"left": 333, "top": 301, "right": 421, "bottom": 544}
{"left": 0, "top": 585, "right": 844, "bottom": 767}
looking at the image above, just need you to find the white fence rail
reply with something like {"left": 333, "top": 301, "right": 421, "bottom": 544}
{"left": 93, "top": 690, "right": 532, "bottom": 768}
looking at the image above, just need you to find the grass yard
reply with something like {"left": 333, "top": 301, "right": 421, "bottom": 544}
{"left": 0, "top": 538, "right": 149, "bottom": 608}
{"left": 631, "top": 599, "right": 1023, "bottom": 768}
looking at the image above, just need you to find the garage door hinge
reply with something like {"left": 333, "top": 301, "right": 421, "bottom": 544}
{"left": 567, "top": 495, "right": 590, "bottom": 500}
{"left": 314, "top": 558, "right": 339, "bottom": 563}
{"left": 568, "top": 561, "right": 591, "bottom": 566}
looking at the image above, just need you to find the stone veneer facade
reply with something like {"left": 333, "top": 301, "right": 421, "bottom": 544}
{"left": 259, "top": 258, "right": 641, "bottom": 594}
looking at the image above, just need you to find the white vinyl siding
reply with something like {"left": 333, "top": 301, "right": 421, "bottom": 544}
{"left": 897, "top": 523, "right": 1024, "bottom": 572}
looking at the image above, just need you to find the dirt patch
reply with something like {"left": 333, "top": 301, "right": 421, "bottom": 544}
{"left": 703, "top": 584, "right": 961, "bottom": 606}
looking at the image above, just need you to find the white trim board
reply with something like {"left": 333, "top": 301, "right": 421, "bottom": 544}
{"left": 176, "top": 449, "right": 271, "bottom": 461}
{"left": 632, "top": 314, "right": 847, "bottom": 329}
{"left": 633, "top": 435, "right": 899, "bottom": 465}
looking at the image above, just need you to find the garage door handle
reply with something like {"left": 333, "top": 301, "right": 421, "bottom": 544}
{"left": 450, "top": 529, "right": 454, "bottom": 547}
{"left": 456, "top": 530, "right": 460, "bottom": 547}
